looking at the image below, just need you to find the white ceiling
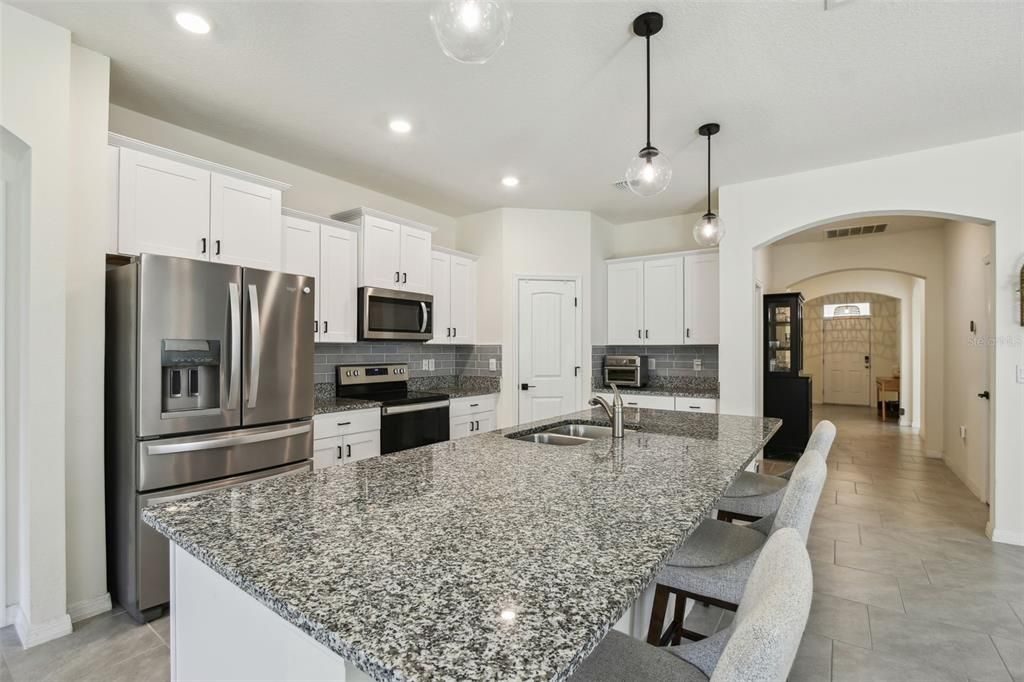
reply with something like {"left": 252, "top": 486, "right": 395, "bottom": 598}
{"left": 18, "top": 1, "right": 1024, "bottom": 223}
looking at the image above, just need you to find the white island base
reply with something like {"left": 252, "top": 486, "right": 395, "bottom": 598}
{"left": 169, "top": 543, "right": 676, "bottom": 681}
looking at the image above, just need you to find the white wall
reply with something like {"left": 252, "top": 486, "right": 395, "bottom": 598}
{"left": 0, "top": 3, "right": 73, "bottom": 644}
{"left": 768, "top": 228, "right": 945, "bottom": 450}
{"left": 108, "top": 105, "right": 459, "bottom": 247}
{"left": 718, "top": 133, "right": 1023, "bottom": 546}
{"left": 942, "top": 221, "right": 994, "bottom": 500}
{"left": 66, "top": 44, "right": 112, "bottom": 619}
{"left": 454, "top": 209, "right": 502, "bottom": 344}
{"left": 780, "top": 268, "right": 920, "bottom": 429}
{"left": 589, "top": 213, "right": 613, "bottom": 348}
{"left": 603, "top": 212, "right": 704, "bottom": 258}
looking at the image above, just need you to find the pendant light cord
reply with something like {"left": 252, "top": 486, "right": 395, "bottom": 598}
{"left": 706, "top": 132, "right": 712, "bottom": 215}
{"left": 645, "top": 34, "right": 651, "bottom": 148}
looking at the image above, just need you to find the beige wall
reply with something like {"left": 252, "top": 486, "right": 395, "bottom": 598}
{"left": 108, "top": 105, "right": 459, "bottom": 247}
{"left": 454, "top": 209, "right": 502, "bottom": 344}
{"left": 943, "top": 221, "right": 993, "bottom": 500}
{"left": 603, "top": 212, "right": 704, "bottom": 259}
{"left": 66, "top": 44, "right": 112, "bottom": 617}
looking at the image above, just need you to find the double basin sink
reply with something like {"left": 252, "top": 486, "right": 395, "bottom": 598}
{"left": 510, "top": 423, "right": 633, "bottom": 446}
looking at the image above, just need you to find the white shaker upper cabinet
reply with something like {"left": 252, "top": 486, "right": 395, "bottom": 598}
{"left": 643, "top": 256, "right": 686, "bottom": 345}
{"left": 684, "top": 253, "right": 720, "bottom": 344}
{"left": 281, "top": 215, "right": 320, "bottom": 341}
{"left": 429, "top": 251, "right": 452, "bottom": 343}
{"left": 449, "top": 254, "right": 475, "bottom": 344}
{"left": 360, "top": 216, "right": 403, "bottom": 289}
{"left": 117, "top": 148, "right": 211, "bottom": 259}
{"left": 319, "top": 225, "right": 358, "bottom": 343}
{"left": 607, "top": 261, "right": 645, "bottom": 345}
{"left": 210, "top": 173, "right": 282, "bottom": 271}
{"left": 399, "top": 225, "right": 433, "bottom": 294}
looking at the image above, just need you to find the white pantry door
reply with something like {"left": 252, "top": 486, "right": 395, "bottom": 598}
{"left": 518, "top": 279, "right": 578, "bottom": 423}
{"left": 823, "top": 317, "right": 871, "bottom": 405}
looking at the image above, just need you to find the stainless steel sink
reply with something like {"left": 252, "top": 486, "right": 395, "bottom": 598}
{"left": 544, "top": 424, "right": 631, "bottom": 439}
{"left": 515, "top": 433, "right": 592, "bottom": 446}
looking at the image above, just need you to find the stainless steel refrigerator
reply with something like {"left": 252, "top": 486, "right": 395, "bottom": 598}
{"left": 105, "top": 254, "right": 314, "bottom": 622}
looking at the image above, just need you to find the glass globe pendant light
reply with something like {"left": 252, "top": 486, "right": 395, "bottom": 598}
{"left": 430, "top": 0, "right": 512, "bottom": 64}
{"left": 693, "top": 122, "right": 725, "bottom": 247}
{"left": 625, "top": 12, "right": 671, "bottom": 197}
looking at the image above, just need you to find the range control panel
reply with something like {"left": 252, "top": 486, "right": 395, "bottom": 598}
{"left": 336, "top": 363, "right": 408, "bottom": 386}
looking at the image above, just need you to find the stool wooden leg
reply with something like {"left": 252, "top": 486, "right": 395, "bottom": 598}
{"left": 646, "top": 584, "right": 671, "bottom": 646}
{"left": 671, "top": 593, "right": 686, "bottom": 645}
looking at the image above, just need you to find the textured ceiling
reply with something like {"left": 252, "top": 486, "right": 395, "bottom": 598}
{"left": 19, "top": 1, "right": 1024, "bottom": 223}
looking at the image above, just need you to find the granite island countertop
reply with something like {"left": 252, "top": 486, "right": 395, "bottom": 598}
{"left": 143, "top": 408, "right": 780, "bottom": 682}
{"left": 593, "top": 385, "right": 720, "bottom": 400}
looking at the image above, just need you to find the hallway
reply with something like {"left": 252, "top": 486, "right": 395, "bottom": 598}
{"left": 776, "top": 405, "right": 1022, "bottom": 680}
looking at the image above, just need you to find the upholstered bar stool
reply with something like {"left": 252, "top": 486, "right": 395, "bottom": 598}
{"left": 716, "top": 420, "right": 836, "bottom": 523}
{"left": 572, "top": 528, "right": 813, "bottom": 682}
{"left": 645, "top": 449, "right": 827, "bottom": 645}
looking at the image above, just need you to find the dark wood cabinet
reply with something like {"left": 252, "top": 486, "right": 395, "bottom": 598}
{"left": 763, "top": 293, "right": 812, "bottom": 459}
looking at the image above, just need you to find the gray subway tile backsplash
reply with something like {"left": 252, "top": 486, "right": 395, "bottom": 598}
{"left": 314, "top": 342, "right": 502, "bottom": 384}
{"left": 591, "top": 345, "right": 719, "bottom": 378}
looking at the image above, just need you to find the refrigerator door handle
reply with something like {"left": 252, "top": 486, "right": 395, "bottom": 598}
{"left": 142, "top": 460, "right": 310, "bottom": 505}
{"left": 247, "top": 284, "right": 261, "bottom": 408}
{"left": 227, "top": 282, "right": 242, "bottom": 409}
{"left": 143, "top": 422, "right": 311, "bottom": 456}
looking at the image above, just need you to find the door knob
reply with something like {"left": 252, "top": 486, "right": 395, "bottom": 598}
{"left": 521, "top": 383, "right": 537, "bottom": 390}
{"left": 977, "top": 391, "right": 990, "bottom": 399}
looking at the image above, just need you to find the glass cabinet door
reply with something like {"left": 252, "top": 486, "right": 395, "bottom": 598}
{"left": 767, "top": 300, "right": 794, "bottom": 374}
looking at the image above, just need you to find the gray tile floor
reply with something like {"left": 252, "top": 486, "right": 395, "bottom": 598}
{"left": 1, "top": 404, "right": 1020, "bottom": 681}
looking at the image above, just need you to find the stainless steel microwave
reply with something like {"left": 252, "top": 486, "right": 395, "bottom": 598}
{"left": 358, "top": 287, "right": 433, "bottom": 341}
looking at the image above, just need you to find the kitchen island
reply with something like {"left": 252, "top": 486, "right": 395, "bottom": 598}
{"left": 143, "top": 407, "right": 779, "bottom": 681}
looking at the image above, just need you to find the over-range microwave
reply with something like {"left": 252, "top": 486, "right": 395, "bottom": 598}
{"left": 358, "top": 287, "right": 434, "bottom": 341}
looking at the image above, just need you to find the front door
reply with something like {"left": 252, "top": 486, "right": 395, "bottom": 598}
{"left": 823, "top": 317, "right": 872, "bottom": 405}
{"left": 518, "top": 279, "right": 578, "bottom": 423}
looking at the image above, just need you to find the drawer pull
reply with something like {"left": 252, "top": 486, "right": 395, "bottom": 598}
{"left": 337, "top": 421, "right": 351, "bottom": 427}
{"left": 469, "top": 403, "right": 479, "bottom": 407}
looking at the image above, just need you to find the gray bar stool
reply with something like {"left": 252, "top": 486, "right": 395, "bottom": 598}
{"left": 645, "top": 448, "right": 827, "bottom": 644}
{"left": 717, "top": 420, "right": 836, "bottom": 523}
{"left": 572, "top": 528, "right": 813, "bottom": 682}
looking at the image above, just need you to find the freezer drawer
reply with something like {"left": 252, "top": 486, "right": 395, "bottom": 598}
{"left": 136, "top": 459, "right": 311, "bottom": 616}
{"left": 138, "top": 420, "right": 312, "bottom": 491}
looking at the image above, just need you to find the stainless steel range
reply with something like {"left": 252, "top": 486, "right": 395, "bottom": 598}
{"left": 106, "top": 254, "right": 315, "bottom": 623}
{"left": 336, "top": 364, "right": 450, "bottom": 453}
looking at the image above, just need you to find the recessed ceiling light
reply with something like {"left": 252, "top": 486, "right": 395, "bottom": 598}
{"left": 388, "top": 119, "right": 412, "bottom": 134}
{"left": 175, "top": 12, "right": 210, "bottom": 34}
{"left": 501, "top": 176, "right": 519, "bottom": 188}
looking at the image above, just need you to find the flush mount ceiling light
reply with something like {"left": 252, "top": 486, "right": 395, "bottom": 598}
{"left": 501, "top": 175, "right": 519, "bottom": 187}
{"left": 624, "top": 12, "right": 671, "bottom": 198}
{"left": 174, "top": 11, "right": 210, "bottom": 34}
{"left": 693, "top": 123, "right": 725, "bottom": 247}
{"left": 388, "top": 119, "right": 413, "bottom": 134}
{"left": 430, "top": 0, "right": 512, "bottom": 64}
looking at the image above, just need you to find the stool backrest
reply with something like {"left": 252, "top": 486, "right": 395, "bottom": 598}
{"left": 769, "top": 449, "right": 827, "bottom": 540}
{"left": 806, "top": 420, "right": 837, "bottom": 460}
{"left": 710, "top": 528, "right": 812, "bottom": 682}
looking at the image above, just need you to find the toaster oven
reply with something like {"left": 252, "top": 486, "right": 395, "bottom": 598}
{"left": 603, "top": 355, "right": 649, "bottom": 388}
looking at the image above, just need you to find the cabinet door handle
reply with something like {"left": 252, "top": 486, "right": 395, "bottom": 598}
{"left": 402, "top": 272, "right": 408, "bottom": 284}
{"left": 447, "top": 327, "right": 451, "bottom": 338}
{"left": 215, "top": 239, "right": 221, "bottom": 256}
{"left": 314, "top": 320, "right": 319, "bottom": 333}
{"left": 638, "top": 329, "right": 642, "bottom": 339}
{"left": 395, "top": 271, "right": 400, "bottom": 283}
{"left": 469, "top": 421, "right": 475, "bottom": 432}
{"left": 453, "top": 327, "right": 457, "bottom": 337}
{"left": 324, "top": 320, "right": 328, "bottom": 333}
{"left": 336, "top": 445, "right": 344, "bottom": 460}
{"left": 645, "top": 329, "right": 649, "bottom": 339}
{"left": 686, "top": 328, "right": 691, "bottom": 338}
{"left": 346, "top": 444, "right": 352, "bottom": 458}
{"left": 201, "top": 237, "right": 207, "bottom": 254}
{"left": 474, "top": 420, "right": 479, "bottom": 431}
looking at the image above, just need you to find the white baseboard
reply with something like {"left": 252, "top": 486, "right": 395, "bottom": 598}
{"left": 13, "top": 607, "right": 72, "bottom": 649}
{"left": 68, "top": 592, "right": 112, "bottom": 623}
{"left": 990, "top": 527, "right": 1024, "bottom": 547}
{"left": 924, "top": 449, "right": 943, "bottom": 459}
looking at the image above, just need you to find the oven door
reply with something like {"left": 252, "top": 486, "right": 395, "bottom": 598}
{"left": 359, "top": 287, "right": 433, "bottom": 341}
{"left": 604, "top": 366, "right": 640, "bottom": 387}
{"left": 380, "top": 401, "right": 450, "bottom": 453}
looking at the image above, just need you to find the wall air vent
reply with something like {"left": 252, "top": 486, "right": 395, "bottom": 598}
{"left": 824, "top": 223, "right": 888, "bottom": 239}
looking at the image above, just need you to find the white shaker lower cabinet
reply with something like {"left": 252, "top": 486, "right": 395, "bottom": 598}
{"left": 117, "top": 147, "right": 211, "bottom": 259}
{"left": 449, "top": 395, "right": 498, "bottom": 440}
{"left": 210, "top": 173, "right": 282, "bottom": 270}
{"left": 674, "top": 397, "right": 719, "bottom": 413}
{"left": 312, "top": 409, "right": 381, "bottom": 470}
